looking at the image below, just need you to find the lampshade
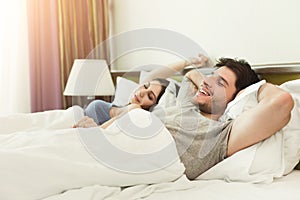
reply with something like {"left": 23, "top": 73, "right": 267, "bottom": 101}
{"left": 64, "top": 59, "right": 115, "bottom": 96}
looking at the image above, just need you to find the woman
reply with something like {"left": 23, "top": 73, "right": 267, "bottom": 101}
{"left": 74, "top": 78, "right": 170, "bottom": 128}
{"left": 74, "top": 54, "right": 209, "bottom": 129}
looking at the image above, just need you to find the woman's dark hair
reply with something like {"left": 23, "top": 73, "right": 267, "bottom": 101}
{"left": 152, "top": 78, "right": 170, "bottom": 104}
{"left": 215, "top": 58, "right": 260, "bottom": 98}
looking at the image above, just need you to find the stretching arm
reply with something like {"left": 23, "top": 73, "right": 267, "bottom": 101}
{"left": 184, "top": 69, "right": 206, "bottom": 90}
{"left": 142, "top": 54, "right": 209, "bottom": 82}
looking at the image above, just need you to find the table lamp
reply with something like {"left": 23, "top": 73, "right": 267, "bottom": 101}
{"left": 64, "top": 59, "right": 115, "bottom": 106}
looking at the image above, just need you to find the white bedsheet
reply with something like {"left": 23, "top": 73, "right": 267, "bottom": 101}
{"left": 136, "top": 170, "right": 300, "bottom": 200}
{"left": 41, "top": 170, "right": 300, "bottom": 200}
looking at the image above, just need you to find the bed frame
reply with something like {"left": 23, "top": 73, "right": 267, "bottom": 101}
{"left": 252, "top": 63, "right": 300, "bottom": 84}
{"left": 110, "top": 63, "right": 300, "bottom": 85}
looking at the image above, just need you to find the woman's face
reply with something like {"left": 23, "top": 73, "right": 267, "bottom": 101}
{"left": 129, "top": 80, "right": 163, "bottom": 109}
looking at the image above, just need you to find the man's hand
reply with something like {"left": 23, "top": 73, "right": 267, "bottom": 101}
{"left": 186, "top": 54, "right": 209, "bottom": 68}
{"left": 73, "top": 116, "right": 98, "bottom": 128}
{"left": 185, "top": 69, "right": 206, "bottom": 90}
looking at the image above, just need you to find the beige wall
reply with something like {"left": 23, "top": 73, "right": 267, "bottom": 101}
{"left": 109, "top": 0, "right": 300, "bottom": 70}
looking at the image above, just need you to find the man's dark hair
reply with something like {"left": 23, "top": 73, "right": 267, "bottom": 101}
{"left": 215, "top": 58, "right": 260, "bottom": 98}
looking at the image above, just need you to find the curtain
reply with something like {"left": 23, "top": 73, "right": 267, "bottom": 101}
{"left": 27, "top": 0, "right": 62, "bottom": 112}
{"left": 58, "top": 0, "right": 110, "bottom": 108}
{"left": 0, "top": 0, "right": 31, "bottom": 115}
{"left": 27, "top": 0, "right": 110, "bottom": 112}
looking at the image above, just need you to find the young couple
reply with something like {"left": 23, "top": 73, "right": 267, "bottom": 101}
{"left": 74, "top": 55, "right": 294, "bottom": 179}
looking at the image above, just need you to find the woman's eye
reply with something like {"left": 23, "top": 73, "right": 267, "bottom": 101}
{"left": 148, "top": 93, "right": 156, "bottom": 102}
{"left": 144, "top": 82, "right": 150, "bottom": 89}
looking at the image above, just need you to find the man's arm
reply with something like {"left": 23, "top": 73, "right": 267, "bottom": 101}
{"left": 142, "top": 54, "right": 208, "bottom": 82}
{"left": 227, "top": 83, "right": 294, "bottom": 156}
{"left": 184, "top": 69, "right": 206, "bottom": 90}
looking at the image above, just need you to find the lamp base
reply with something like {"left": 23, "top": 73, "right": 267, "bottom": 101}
{"left": 68, "top": 96, "right": 113, "bottom": 110}
{"left": 83, "top": 96, "right": 96, "bottom": 109}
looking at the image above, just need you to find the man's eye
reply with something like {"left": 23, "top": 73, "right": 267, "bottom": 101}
{"left": 217, "top": 80, "right": 225, "bottom": 87}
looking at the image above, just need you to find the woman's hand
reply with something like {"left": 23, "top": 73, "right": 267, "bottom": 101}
{"left": 73, "top": 116, "right": 98, "bottom": 128}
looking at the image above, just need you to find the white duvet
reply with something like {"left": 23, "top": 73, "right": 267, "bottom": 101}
{"left": 0, "top": 107, "right": 184, "bottom": 200}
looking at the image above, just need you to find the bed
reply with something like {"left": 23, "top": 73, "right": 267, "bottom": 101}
{"left": 1, "top": 64, "right": 300, "bottom": 200}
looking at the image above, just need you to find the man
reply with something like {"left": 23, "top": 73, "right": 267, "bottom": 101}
{"left": 143, "top": 56, "right": 294, "bottom": 179}
{"left": 75, "top": 55, "right": 294, "bottom": 179}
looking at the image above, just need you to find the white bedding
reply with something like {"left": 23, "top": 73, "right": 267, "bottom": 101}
{"left": 0, "top": 107, "right": 184, "bottom": 200}
{"left": 128, "top": 170, "right": 300, "bottom": 200}
{"left": 1, "top": 79, "right": 300, "bottom": 200}
{"left": 42, "top": 170, "right": 300, "bottom": 200}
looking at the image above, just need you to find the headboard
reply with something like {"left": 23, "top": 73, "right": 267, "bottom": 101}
{"left": 111, "top": 63, "right": 300, "bottom": 86}
{"left": 252, "top": 63, "right": 300, "bottom": 84}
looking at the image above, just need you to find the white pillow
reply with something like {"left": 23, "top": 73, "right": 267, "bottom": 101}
{"left": 139, "top": 70, "right": 151, "bottom": 84}
{"left": 199, "top": 80, "right": 300, "bottom": 182}
{"left": 112, "top": 76, "right": 138, "bottom": 106}
{"left": 219, "top": 79, "right": 300, "bottom": 175}
{"left": 279, "top": 79, "right": 300, "bottom": 174}
{"left": 219, "top": 80, "right": 266, "bottom": 121}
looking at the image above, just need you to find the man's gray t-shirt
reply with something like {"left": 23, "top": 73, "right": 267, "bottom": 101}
{"left": 152, "top": 77, "right": 233, "bottom": 179}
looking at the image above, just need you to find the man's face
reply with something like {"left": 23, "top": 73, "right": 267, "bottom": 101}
{"left": 193, "top": 66, "right": 237, "bottom": 116}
